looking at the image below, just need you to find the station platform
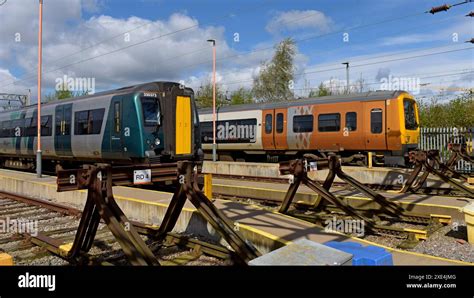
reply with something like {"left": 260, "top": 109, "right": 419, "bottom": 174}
{"left": 212, "top": 178, "right": 473, "bottom": 220}
{"left": 203, "top": 161, "right": 457, "bottom": 189}
{"left": 0, "top": 168, "right": 471, "bottom": 266}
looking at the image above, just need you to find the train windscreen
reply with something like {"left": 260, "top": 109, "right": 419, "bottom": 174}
{"left": 403, "top": 99, "right": 418, "bottom": 130}
{"left": 141, "top": 97, "right": 161, "bottom": 127}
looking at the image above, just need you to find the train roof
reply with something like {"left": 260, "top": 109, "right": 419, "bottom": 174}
{"left": 199, "top": 90, "right": 410, "bottom": 114}
{"left": 1, "top": 81, "right": 186, "bottom": 114}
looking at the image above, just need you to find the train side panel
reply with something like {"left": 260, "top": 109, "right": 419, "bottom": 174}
{"left": 200, "top": 110, "right": 263, "bottom": 152}
{"left": 287, "top": 104, "right": 314, "bottom": 150}
{"left": 70, "top": 94, "right": 112, "bottom": 159}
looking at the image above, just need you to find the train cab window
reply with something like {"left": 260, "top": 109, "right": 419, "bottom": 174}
{"left": 265, "top": 114, "right": 272, "bottom": 134}
{"left": 318, "top": 113, "right": 340, "bottom": 132}
{"left": 114, "top": 102, "right": 121, "bottom": 133}
{"left": 370, "top": 108, "right": 383, "bottom": 134}
{"left": 293, "top": 115, "right": 314, "bottom": 133}
{"left": 141, "top": 97, "right": 161, "bottom": 127}
{"left": 276, "top": 113, "right": 284, "bottom": 133}
{"left": 403, "top": 99, "right": 418, "bottom": 130}
{"left": 345, "top": 112, "right": 357, "bottom": 131}
{"left": 74, "top": 108, "right": 105, "bottom": 135}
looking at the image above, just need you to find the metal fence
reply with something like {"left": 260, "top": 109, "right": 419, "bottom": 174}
{"left": 418, "top": 127, "right": 473, "bottom": 173}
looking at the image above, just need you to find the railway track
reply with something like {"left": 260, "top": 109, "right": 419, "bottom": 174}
{"left": 212, "top": 174, "right": 462, "bottom": 196}
{"left": 213, "top": 191, "right": 467, "bottom": 254}
{"left": 0, "top": 192, "right": 233, "bottom": 266}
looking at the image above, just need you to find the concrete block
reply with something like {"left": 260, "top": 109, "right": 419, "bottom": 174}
{"left": 248, "top": 238, "right": 353, "bottom": 266}
{"left": 463, "top": 202, "right": 474, "bottom": 244}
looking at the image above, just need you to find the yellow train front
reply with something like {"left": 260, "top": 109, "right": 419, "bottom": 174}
{"left": 199, "top": 90, "right": 420, "bottom": 166}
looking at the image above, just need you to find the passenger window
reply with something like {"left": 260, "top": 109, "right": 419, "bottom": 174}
{"left": 265, "top": 114, "right": 272, "bottom": 134}
{"left": 114, "top": 102, "right": 121, "bottom": 133}
{"left": 318, "top": 113, "right": 340, "bottom": 132}
{"left": 293, "top": 115, "right": 313, "bottom": 133}
{"left": 41, "top": 115, "right": 52, "bottom": 136}
{"left": 345, "top": 112, "right": 357, "bottom": 131}
{"left": 276, "top": 113, "right": 284, "bottom": 133}
{"left": 371, "top": 108, "right": 383, "bottom": 134}
{"left": 74, "top": 108, "right": 105, "bottom": 135}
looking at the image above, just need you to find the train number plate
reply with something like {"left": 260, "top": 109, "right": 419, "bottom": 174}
{"left": 133, "top": 169, "right": 152, "bottom": 185}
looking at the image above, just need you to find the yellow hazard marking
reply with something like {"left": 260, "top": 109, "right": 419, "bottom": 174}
{"left": 204, "top": 174, "right": 213, "bottom": 199}
{"left": 59, "top": 243, "right": 73, "bottom": 253}
{"left": 0, "top": 253, "right": 13, "bottom": 266}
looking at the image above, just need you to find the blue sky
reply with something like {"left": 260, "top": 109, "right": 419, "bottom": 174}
{"left": 0, "top": 0, "right": 472, "bottom": 102}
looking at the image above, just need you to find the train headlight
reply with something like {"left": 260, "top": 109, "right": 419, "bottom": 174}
{"left": 155, "top": 138, "right": 161, "bottom": 146}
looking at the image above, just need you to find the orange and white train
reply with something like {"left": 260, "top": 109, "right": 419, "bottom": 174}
{"left": 198, "top": 90, "right": 420, "bottom": 166}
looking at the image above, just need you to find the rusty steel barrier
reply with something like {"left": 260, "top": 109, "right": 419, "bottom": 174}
{"left": 278, "top": 155, "right": 450, "bottom": 242}
{"left": 399, "top": 150, "right": 474, "bottom": 198}
{"left": 52, "top": 161, "right": 260, "bottom": 265}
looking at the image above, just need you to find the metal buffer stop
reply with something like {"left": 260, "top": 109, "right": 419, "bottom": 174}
{"left": 399, "top": 149, "right": 473, "bottom": 198}
{"left": 45, "top": 161, "right": 260, "bottom": 265}
{"left": 278, "top": 155, "right": 450, "bottom": 244}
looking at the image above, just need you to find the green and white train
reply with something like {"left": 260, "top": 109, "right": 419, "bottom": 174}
{"left": 0, "top": 81, "right": 202, "bottom": 171}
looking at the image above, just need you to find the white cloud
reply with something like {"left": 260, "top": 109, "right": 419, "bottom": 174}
{"left": 0, "top": 68, "right": 30, "bottom": 95}
{"left": 0, "top": 8, "right": 241, "bottom": 100}
{"left": 266, "top": 10, "right": 333, "bottom": 35}
{"left": 379, "top": 20, "right": 472, "bottom": 47}
{"left": 82, "top": 0, "right": 103, "bottom": 13}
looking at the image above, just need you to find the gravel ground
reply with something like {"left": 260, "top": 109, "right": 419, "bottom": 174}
{"left": 0, "top": 198, "right": 233, "bottom": 266}
{"left": 408, "top": 221, "right": 474, "bottom": 263}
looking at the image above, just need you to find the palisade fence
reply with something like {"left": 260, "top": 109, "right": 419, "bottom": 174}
{"left": 418, "top": 127, "right": 473, "bottom": 173}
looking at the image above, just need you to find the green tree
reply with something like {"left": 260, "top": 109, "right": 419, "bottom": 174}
{"left": 308, "top": 82, "right": 332, "bottom": 97}
{"left": 252, "top": 38, "right": 296, "bottom": 102}
{"left": 44, "top": 84, "right": 88, "bottom": 102}
{"left": 195, "top": 82, "right": 227, "bottom": 108}
{"left": 230, "top": 87, "right": 254, "bottom": 105}
{"left": 418, "top": 91, "right": 474, "bottom": 127}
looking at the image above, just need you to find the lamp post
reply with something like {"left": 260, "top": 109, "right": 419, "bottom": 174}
{"left": 207, "top": 39, "right": 217, "bottom": 162}
{"left": 342, "top": 62, "right": 349, "bottom": 94}
{"left": 36, "top": 0, "right": 43, "bottom": 178}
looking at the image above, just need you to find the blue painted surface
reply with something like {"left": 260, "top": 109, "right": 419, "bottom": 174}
{"left": 324, "top": 241, "right": 393, "bottom": 266}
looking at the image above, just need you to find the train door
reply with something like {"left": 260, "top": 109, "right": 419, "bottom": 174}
{"left": 262, "top": 110, "right": 275, "bottom": 149}
{"left": 175, "top": 95, "right": 192, "bottom": 155}
{"left": 363, "top": 101, "right": 387, "bottom": 150}
{"left": 110, "top": 97, "right": 123, "bottom": 157}
{"left": 54, "top": 104, "right": 72, "bottom": 156}
{"left": 274, "top": 109, "right": 288, "bottom": 149}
